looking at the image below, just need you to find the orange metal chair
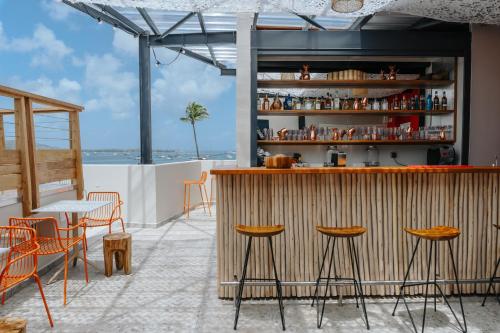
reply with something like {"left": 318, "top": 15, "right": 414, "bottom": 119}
{"left": 0, "top": 226, "right": 53, "bottom": 327}
{"left": 183, "top": 171, "right": 211, "bottom": 218}
{"left": 9, "top": 217, "right": 89, "bottom": 305}
{"left": 80, "top": 192, "right": 125, "bottom": 234}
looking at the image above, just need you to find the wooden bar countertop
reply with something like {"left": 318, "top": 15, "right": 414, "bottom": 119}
{"left": 210, "top": 165, "right": 500, "bottom": 175}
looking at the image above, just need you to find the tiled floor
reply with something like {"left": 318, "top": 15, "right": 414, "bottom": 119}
{"left": 1, "top": 208, "right": 499, "bottom": 332}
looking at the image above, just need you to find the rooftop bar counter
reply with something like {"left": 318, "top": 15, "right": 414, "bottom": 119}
{"left": 211, "top": 166, "right": 500, "bottom": 299}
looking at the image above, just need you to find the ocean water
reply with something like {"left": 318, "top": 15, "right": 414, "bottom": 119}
{"left": 82, "top": 150, "right": 236, "bottom": 164}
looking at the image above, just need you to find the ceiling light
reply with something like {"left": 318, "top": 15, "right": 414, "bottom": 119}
{"left": 332, "top": 0, "right": 364, "bottom": 13}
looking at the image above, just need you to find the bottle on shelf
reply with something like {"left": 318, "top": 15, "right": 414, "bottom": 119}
{"left": 315, "top": 98, "right": 321, "bottom": 110}
{"left": 341, "top": 95, "right": 350, "bottom": 110}
{"left": 393, "top": 95, "right": 400, "bottom": 110}
{"left": 441, "top": 91, "right": 448, "bottom": 110}
{"left": 433, "top": 91, "right": 440, "bottom": 111}
{"left": 284, "top": 94, "right": 293, "bottom": 110}
{"left": 320, "top": 96, "right": 325, "bottom": 110}
{"left": 271, "top": 94, "right": 282, "bottom": 110}
{"left": 263, "top": 94, "right": 270, "bottom": 110}
{"left": 295, "top": 97, "right": 302, "bottom": 110}
{"left": 257, "top": 96, "right": 262, "bottom": 110}
{"left": 325, "top": 93, "right": 332, "bottom": 109}
{"left": 420, "top": 95, "right": 426, "bottom": 111}
{"left": 426, "top": 93, "right": 433, "bottom": 111}
{"left": 353, "top": 97, "right": 360, "bottom": 110}
{"left": 333, "top": 94, "right": 340, "bottom": 110}
{"left": 382, "top": 98, "right": 389, "bottom": 110}
{"left": 373, "top": 99, "right": 380, "bottom": 111}
{"left": 402, "top": 95, "right": 408, "bottom": 110}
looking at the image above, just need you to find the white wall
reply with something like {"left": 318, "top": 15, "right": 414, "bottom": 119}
{"left": 83, "top": 160, "right": 235, "bottom": 227}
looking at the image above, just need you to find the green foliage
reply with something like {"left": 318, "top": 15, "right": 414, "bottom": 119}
{"left": 180, "top": 102, "right": 209, "bottom": 124}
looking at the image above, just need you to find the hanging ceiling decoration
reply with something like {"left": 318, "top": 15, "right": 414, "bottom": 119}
{"left": 71, "top": 0, "right": 500, "bottom": 24}
{"left": 331, "top": 0, "right": 364, "bottom": 14}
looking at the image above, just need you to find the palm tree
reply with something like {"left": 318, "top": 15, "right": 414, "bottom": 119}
{"left": 180, "top": 102, "right": 209, "bottom": 160}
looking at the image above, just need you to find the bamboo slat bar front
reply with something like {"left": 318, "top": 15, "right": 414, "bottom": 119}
{"left": 211, "top": 167, "right": 500, "bottom": 299}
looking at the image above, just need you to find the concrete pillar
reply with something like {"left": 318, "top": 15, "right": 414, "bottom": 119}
{"left": 236, "top": 13, "right": 254, "bottom": 167}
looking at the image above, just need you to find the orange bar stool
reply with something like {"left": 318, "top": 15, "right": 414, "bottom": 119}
{"left": 392, "top": 226, "right": 467, "bottom": 333}
{"left": 482, "top": 224, "right": 500, "bottom": 305}
{"left": 183, "top": 171, "right": 211, "bottom": 218}
{"left": 311, "top": 226, "right": 370, "bottom": 329}
{"left": 9, "top": 217, "right": 89, "bottom": 305}
{"left": 0, "top": 226, "right": 53, "bottom": 327}
{"left": 233, "top": 224, "right": 285, "bottom": 330}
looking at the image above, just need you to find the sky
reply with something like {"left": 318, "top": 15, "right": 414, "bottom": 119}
{"left": 0, "top": 0, "right": 236, "bottom": 151}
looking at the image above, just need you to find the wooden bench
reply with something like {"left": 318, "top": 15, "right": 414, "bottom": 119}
{"left": 0, "top": 318, "right": 27, "bottom": 333}
{"left": 103, "top": 233, "right": 132, "bottom": 277}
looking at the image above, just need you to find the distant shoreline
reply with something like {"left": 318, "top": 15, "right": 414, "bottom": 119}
{"left": 82, "top": 149, "right": 235, "bottom": 164}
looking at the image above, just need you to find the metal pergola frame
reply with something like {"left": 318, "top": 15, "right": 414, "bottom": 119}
{"left": 63, "top": 1, "right": 465, "bottom": 165}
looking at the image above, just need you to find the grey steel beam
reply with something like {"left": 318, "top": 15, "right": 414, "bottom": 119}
{"left": 62, "top": 0, "right": 138, "bottom": 36}
{"left": 409, "top": 18, "right": 443, "bottom": 30}
{"left": 93, "top": 4, "right": 145, "bottom": 34}
{"left": 253, "top": 30, "right": 469, "bottom": 56}
{"left": 197, "top": 12, "right": 217, "bottom": 66}
{"left": 220, "top": 68, "right": 236, "bottom": 76}
{"left": 292, "top": 12, "right": 326, "bottom": 31}
{"left": 150, "top": 32, "right": 236, "bottom": 47}
{"left": 159, "top": 12, "right": 196, "bottom": 39}
{"left": 167, "top": 47, "right": 226, "bottom": 69}
{"left": 137, "top": 7, "right": 160, "bottom": 35}
{"left": 139, "top": 35, "right": 152, "bottom": 165}
{"left": 252, "top": 12, "right": 259, "bottom": 30}
{"left": 349, "top": 15, "right": 373, "bottom": 30}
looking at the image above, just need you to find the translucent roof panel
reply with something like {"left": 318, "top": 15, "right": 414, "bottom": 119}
{"left": 257, "top": 13, "right": 356, "bottom": 30}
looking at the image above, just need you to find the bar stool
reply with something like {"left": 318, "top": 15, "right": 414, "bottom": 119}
{"left": 482, "top": 224, "right": 500, "bottom": 306}
{"left": 311, "top": 225, "right": 369, "bottom": 329}
{"left": 183, "top": 171, "right": 211, "bottom": 218}
{"left": 392, "top": 226, "right": 467, "bottom": 333}
{"left": 233, "top": 224, "right": 285, "bottom": 331}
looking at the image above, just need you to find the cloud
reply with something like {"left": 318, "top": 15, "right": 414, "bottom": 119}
{"left": 152, "top": 49, "right": 233, "bottom": 114}
{"left": 82, "top": 53, "right": 138, "bottom": 119}
{"left": 8, "top": 24, "right": 73, "bottom": 68}
{"left": 41, "top": 0, "right": 73, "bottom": 21}
{"left": 8, "top": 76, "right": 82, "bottom": 104}
{"left": 0, "top": 22, "right": 7, "bottom": 49}
{"left": 112, "top": 29, "right": 137, "bottom": 56}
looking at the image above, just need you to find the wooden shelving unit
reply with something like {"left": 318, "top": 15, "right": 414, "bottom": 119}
{"left": 258, "top": 109, "right": 455, "bottom": 116}
{"left": 258, "top": 140, "right": 455, "bottom": 146}
{"left": 257, "top": 79, "right": 454, "bottom": 89}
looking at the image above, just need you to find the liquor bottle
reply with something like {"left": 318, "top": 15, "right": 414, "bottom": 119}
{"left": 284, "top": 94, "right": 293, "bottom": 110}
{"left": 393, "top": 95, "right": 400, "bottom": 110}
{"left": 382, "top": 98, "right": 389, "bottom": 110}
{"left": 420, "top": 95, "right": 426, "bottom": 110}
{"left": 402, "top": 95, "right": 408, "bottom": 110}
{"left": 257, "top": 96, "right": 262, "bottom": 110}
{"left": 315, "top": 98, "right": 321, "bottom": 110}
{"left": 263, "top": 94, "right": 270, "bottom": 110}
{"left": 333, "top": 95, "right": 340, "bottom": 110}
{"left": 441, "top": 91, "right": 448, "bottom": 111}
{"left": 320, "top": 96, "right": 325, "bottom": 110}
{"left": 271, "top": 94, "right": 282, "bottom": 110}
{"left": 433, "top": 91, "right": 440, "bottom": 111}
{"left": 353, "top": 97, "right": 360, "bottom": 110}
{"left": 373, "top": 99, "right": 380, "bottom": 111}
{"left": 325, "top": 93, "right": 332, "bottom": 109}
{"left": 341, "top": 96, "right": 350, "bottom": 110}
{"left": 426, "top": 93, "right": 433, "bottom": 111}
{"left": 295, "top": 97, "right": 302, "bottom": 110}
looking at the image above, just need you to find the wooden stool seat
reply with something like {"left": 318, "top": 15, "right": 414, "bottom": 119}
{"left": 316, "top": 225, "right": 367, "bottom": 238}
{"left": 235, "top": 224, "right": 285, "bottom": 237}
{"left": 404, "top": 226, "right": 460, "bottom": 241}
{"left": 0, "top": 318, "right": 27, "bottom": 333}
{"left": 183, "top": 179, "right": 203, "bottom": 185}
{"left": 103, "top": 233, "right": 132, "bottom": 277}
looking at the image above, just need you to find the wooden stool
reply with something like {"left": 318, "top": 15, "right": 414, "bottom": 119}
{"left": 233, "top": 224, "right": 285, "bottom": 331}
{"left": 103, "top": 233, "right": 132, "bottom": 277}
{"left": 482, "top": 223, "right": 500, "bottom": 306}
{"left": 393, "top": 226, "right": 467, "bottom": 333}
{"left": 312, "top": 226, "right": 370, "bottom": 329}
{"left": 0, "top": 318, "right": 27, "bottom": 333}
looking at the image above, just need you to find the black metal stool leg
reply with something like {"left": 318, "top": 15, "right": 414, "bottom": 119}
{"left": 434, "top": 242, "right": 438, "bottom": 312}
{"left": 421, "top": 240, "right": 434, "bottom": 333}
{"left": 393, "top": 237, "right": 421, "bottom": 316}
{"left": 268, "top": 237, "right": 285, "bottom": 331}
{"left": 311, "top": 237, "right": 332, "bottom": 307}
{"left": 347, "top": 238, "right": 360, "bottom": 308}
{"left": 318, "top": 237, "right": 336, "bottom": 329}
{"left": 234, "top": 237, "right": 252, "bottom": 330}
{"left": 350, "top": 237, "right": 370, "bottom": 330}
{"left": 482, "top": 257, "right": 500, "bottom": 306}
{"left": 447, "top": 240, "right": 467, "bottom": 333}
